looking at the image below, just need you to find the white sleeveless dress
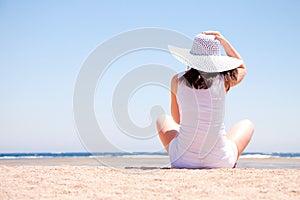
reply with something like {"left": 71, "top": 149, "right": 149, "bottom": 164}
{"left": 168, "top": 72, "right": 238, "bottom": 168}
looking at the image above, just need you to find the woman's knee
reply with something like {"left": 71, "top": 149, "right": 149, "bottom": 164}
{"left": 241, "top": 119, "right": 254, "bottom": 134}
{"left": 229, "top": 119, "right": 254, "bottom": 140}
{"left": 156, "top": 114, "right": 169, "bottom": 132}
{"left": 156, "top": 114, "right": 179, "bottom": 135}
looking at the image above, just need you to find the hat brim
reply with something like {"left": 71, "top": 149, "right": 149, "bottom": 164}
{"left": 168, "top": 45, "right": 243, "bottom": 72}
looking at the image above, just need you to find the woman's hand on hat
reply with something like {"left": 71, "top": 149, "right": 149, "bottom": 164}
{"left": 202, "top": 31, "right": 235, "bottom": 56}
{"left": 202, "top": 31, "right": 227, "bottom": 45}
{"left": 202, "top": 30, "right": 243, "bottom": 59}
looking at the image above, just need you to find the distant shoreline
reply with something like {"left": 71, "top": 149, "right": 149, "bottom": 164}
{"left": 0, "top": 156, "right": 299, "bottom": 169}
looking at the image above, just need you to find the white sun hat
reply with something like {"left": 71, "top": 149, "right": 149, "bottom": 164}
{"left": 168, "top": 34, "right": 243, "bottom": 72}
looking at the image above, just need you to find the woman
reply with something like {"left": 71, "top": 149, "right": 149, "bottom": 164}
{"left": 156, "top": 31, "right": 254, "bottom": 168}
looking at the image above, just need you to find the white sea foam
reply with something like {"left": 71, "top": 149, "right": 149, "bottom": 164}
{"left": 240, "top": 154, "right": 275, "bottom": 159}
{"left": 0, "top": 156, "right": 46, "bottom": 160}
{"left": 120, "top": 154, "right": 168, "bottom": 159}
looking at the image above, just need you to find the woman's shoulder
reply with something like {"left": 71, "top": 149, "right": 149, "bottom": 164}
{"left": 177, "top": 71, "right": 185, "bottom": 78}
{"left": 171, "top": 72, "right": 185, "bottom": 82}
{"left": 171, "top": 72, "right": 185, "bottom": 84}
{"left": 171, "top": 74, "right": 178, "bottom": 87}
{"left": 171, "top": 72, "right": 185, "bottom": 93}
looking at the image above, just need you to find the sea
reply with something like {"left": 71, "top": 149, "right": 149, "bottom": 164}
{"left": 0, "top": 152, "right": 299, "bottom": 169}
{"left": 0, "top": 152, "right": 300, "bottom": 159}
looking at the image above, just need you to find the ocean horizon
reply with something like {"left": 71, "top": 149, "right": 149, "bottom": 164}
{"left": 0, "top": 152, "right": 299, "bottom": 160}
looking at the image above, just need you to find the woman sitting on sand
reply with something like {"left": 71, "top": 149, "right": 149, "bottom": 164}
{"left": 156, "top": 31, "right": 254, "bottom": 168}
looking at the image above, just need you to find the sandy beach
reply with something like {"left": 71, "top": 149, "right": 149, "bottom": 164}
{"left": 1, "top": 164, "right": 299, "bottom": 199}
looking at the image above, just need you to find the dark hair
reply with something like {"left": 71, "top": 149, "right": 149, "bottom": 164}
{"left": 179, "top": 67, "right": 238, "bottom": 91}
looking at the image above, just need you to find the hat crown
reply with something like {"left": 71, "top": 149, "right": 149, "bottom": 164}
{"left": 190, "top": 34, "right": 221, "bottom": 56}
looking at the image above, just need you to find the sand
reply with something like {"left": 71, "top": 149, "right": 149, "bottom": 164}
{"left": 1, "top": 166, "right": 299, "bottom": 199}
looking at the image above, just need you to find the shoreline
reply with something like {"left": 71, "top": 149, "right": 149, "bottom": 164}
{"left": 0, "top": 157, "right": 299, "bottom": 169}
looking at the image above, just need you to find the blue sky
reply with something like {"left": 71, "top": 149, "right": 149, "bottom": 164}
{"left": 0, "top": 0, "right": 299, "bottom": 153}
